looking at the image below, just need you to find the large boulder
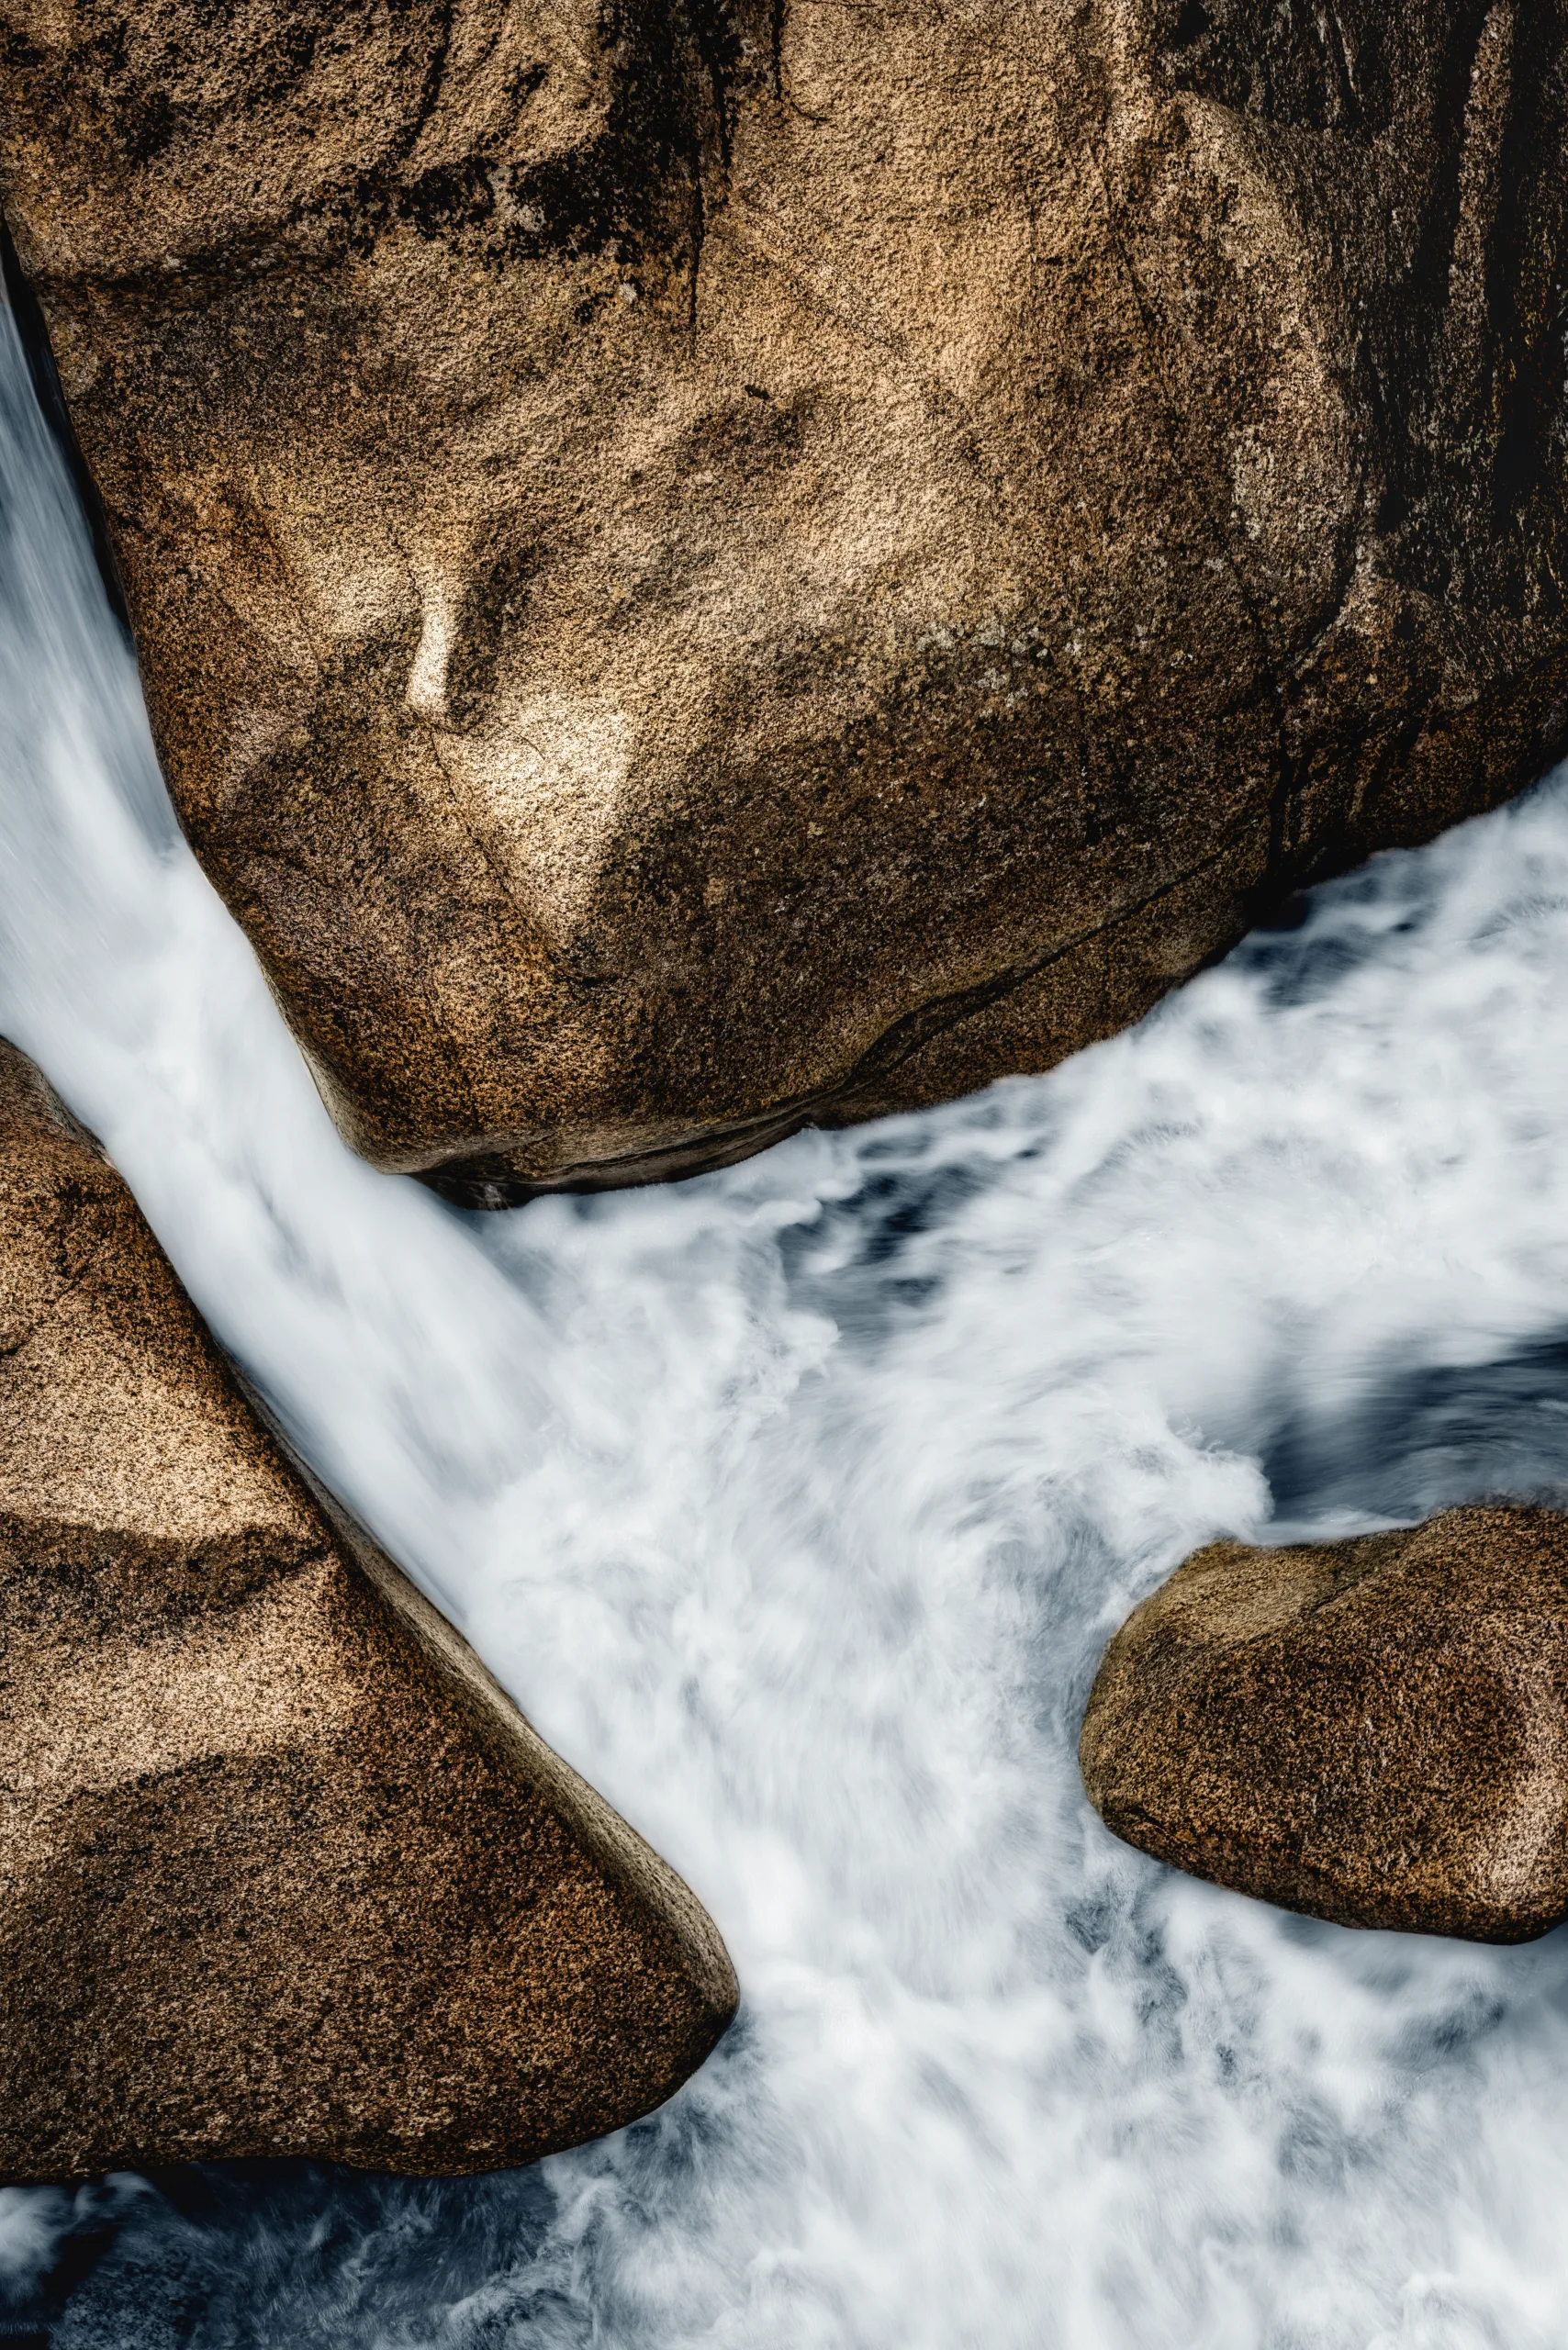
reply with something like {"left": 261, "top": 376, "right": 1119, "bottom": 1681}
{"left": 3, "top": 1, "right": 1568, "bottom": 1199}
{"left": 0, "top": 1038, "right": 735, "bottom": 2179}
{"left": 1080, "top": 1506, "right": 1568, "bottom": 1942}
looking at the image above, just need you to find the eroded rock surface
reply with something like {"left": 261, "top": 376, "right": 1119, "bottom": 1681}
{"left": 3, "top": 2, "right": 1567, "bottom": 1197}
{"left": 1081, "top": 1506, "right": 1568, "bottom": 1942}
{"left": 0, "top": 1038, "right": 736, "bottom": 2180}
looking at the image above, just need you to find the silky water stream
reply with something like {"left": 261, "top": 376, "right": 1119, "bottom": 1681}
{"left": 4, "top": 289, "right": 1568, "bottom": 2349}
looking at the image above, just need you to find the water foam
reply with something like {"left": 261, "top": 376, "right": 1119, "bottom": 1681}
{"left": 3, "top": 293, "right": 1568, "bottom": 2346}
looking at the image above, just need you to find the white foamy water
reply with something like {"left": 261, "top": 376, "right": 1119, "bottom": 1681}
{"left": 6, "top": 288, "right": 1568, "bottom": 2349}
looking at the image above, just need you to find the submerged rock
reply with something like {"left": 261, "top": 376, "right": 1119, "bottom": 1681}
{"left": 0, "top": 1039, "right": 735, "bottom": 2180}
{"left": 1080, "top": 1506, "right": 1568, "bottom": 1942}
{"left": 4, "top": 4, "right": 1568, "bottom": 1199}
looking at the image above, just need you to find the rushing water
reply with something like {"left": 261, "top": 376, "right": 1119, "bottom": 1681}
{"left": 6, "top": 290, "right": 1568, "bottom": 2350}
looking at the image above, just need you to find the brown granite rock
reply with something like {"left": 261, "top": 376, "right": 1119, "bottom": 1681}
{"left": 4, "top": 3, "right": 1568, "bottom": 1199}
{"left": 1080, "top": 1505, "right": 1568, "bottom": 1942}
{"left": 0, "top": 1037, "right": 736, "bottom": 2181}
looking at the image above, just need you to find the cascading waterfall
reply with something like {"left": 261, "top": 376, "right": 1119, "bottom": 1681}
{"left": 6, "top": 285, "right": 1568, "bottom": 2348}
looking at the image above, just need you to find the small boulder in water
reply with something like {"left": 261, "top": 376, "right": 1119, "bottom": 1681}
{"left": 1080, "top": 1507, "right": 1568, "bottom": 1942}
{"left": 0, "top": 1039, "right": 736, "bottom": 2180}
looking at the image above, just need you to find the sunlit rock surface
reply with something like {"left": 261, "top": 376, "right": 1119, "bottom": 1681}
{"left": 1081, "top": 1505, "right": 1568, "bottom": 1942}
{"left": 2, "top": 0, "right": 1567, "bottom": 1198}
{"left": 0, "top": 1038, "right": 735, "bottom": 2180}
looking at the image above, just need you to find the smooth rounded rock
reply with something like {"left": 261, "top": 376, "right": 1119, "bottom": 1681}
{"left": 0, "top": 1039, "right": 736, "bottom": 2180}
{"left": 4, "top": 1, "right": 1568, "bottom": 1197}
{"left": 1080, "top": 1506, "right": 1568, "bottom": 1942}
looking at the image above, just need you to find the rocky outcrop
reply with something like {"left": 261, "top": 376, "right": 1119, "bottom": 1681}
{"left": 1080, "top": 1506, "right": 1568, "bottom": 1942}
{"left": 0, "top": 1038, "right": 735, "bottom": 2180}
{"left": 3, "top": 2, "right": 1568, "bottom": 1200}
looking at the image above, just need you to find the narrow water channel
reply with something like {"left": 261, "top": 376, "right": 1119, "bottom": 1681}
{"left": 4, "top": 287, "right": 1568, "bottom": 2349}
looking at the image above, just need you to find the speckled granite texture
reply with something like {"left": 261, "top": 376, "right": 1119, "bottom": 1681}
{"left": 1081, "top": 1505, "right": 1568, "bottom": 1942}
{"left": 4, "top": 1, "right": 1568, "bottom": 1199}
{"left": 0, "top": 1038, "right": 736, "bottom": 2180}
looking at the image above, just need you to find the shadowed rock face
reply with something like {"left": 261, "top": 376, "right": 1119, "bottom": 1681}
{"left": 3, "top": 2, "right": 1567, "bottom": 1199}
{"left": 0, "top": 1039, "right": 736, "bottom": 2180}
{"left": 1080, "top": 1506, "right": 1568, "bottom": 1942}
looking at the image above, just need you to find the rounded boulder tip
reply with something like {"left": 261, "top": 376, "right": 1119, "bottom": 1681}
{"left": 0, "top": 1037, "right": 737, "bottom": 2183}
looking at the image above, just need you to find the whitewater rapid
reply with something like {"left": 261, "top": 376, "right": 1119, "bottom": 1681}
{"left": 5, "top": 287, "right": 1568, "bottom": 2347}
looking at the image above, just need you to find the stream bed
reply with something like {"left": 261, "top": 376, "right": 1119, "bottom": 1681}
{"left": 3, "top": 292, "right": 1568, "bottom": 2349}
